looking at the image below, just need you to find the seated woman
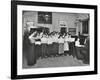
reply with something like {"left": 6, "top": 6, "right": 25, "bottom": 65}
{"left": 75, "top": 38, "right": 84, "bottom": 60}
{"left": 78, "top": 33, "right": 86, "bottom": 45}
{"left": 80, "top": 36, "right": 90, "bottom": 64}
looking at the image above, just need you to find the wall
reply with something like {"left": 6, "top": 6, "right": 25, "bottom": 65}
{"left": 1, "top": 0, "right": 99, "bottom": 80}
{"left": 52, "top": 12, "right": 77, "bottom": 32}
{"left": 23, "top": 11, "right": 89, "bottom": 35}
{"left": 23, "top": 11, "right": 52, "bottom": 33}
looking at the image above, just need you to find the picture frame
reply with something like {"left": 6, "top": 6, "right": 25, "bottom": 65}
{"left": 69, "top": 28, "right": 76, "bottom": 35}
{"left": 11, "top": 0, "right": 98, "bottom": 79}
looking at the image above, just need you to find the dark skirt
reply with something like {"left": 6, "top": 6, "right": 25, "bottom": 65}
{"left": 41, "top": 44, "right": 47, "bottom": 58}
{"left": 35, "top": 44, "right": 41, "bottom": 59}
{"left": 52, "top": 42, "right": 59, "bottom": 56}
{"left": 69, "top": 42, "right": 74, "bottom": 56}
{"left": 70, "top": 42, "right": 76, "bottom": 57}
{"left": 26, "top": 43, "right": 36, "bottom": 66}
{"left": 47, "top": 44, "right": 53, "bottom": 57}
{"left": 75, "top": 47, "right": 84, "bottom": 60}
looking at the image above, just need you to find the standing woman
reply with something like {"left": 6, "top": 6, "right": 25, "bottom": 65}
{"left": 58, "top": 35, "right": 64, "bottom": 56}
{"left": 35, "top": 33, "right": 41, "bottom": 60}
{"left": 47, "top": 34, "right": 53, "bottom": 57}
{"left": 56, "top": 33, "right": 59, "bottom": 56}
{"left": 46, "top": 34, "right": 50, "bottom": 57}
{"left": 52, "top": 34, "right": 56, "bottom": 57}
{"left": 64, "top": 33, "right": 69, "bottom": 56}
{"left": 68, "top": 34, "right": 75, "bottom": 56}
{"left": 53, "top": 33, "right": 59, "bottom": 57}
{"left": 50, "top": 33, "right": 54, "bottom": 57}
{"left": 23, "top": 27, "right": 36, "bottom": 66}
{"left": 28, "top": 31, "right": 37, "bottom": 66}
{"left": 41, "top": 34, "right": 48, "bottom": 58}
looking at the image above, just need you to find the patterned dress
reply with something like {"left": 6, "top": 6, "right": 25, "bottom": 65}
{"left": 58, "top": 37, "right": 64, "bottom": 54}
{"left": 64, "top": 36, "right": 69, "bottom": 51}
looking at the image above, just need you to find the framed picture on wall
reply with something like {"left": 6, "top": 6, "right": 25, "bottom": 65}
{"left": 38, "top": 11, "right": 52, "bottom": 24}
{"left": 11, "top": 0, "right": 97, "bottom": 79}
{"left": 69, "top": 28, "right": 76, "bottom": 35}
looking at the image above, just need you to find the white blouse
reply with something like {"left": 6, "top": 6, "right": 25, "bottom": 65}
{"left": 58, "top": 37, "right": 64, "bottom": 43}
{"left": 41, "top": 37, "right": 47, "bottom": 44}
{"left": 35, "top": 41, "right": 41, "bottom": 45}
{"left": 75, "top": 39, "right": 84, "bottom": 47}
{"left": 52, "top": 36, "right": 58, "bottom": 43}
{"left": 69, "top": 38, "right": 75, "bottom": 42}
{"left": 47, "top": 37, "right": 53, "bottom": 44}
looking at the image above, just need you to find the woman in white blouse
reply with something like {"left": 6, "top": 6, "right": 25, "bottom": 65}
{"left": 41, "top": 34, "right": 48, "bottom": 58}
{"left": 58, "top": 35, "right": 64, "bottom": 55}
{"left": 47, "top": 34, "right": 53, "bottom": 57}
{"left": 35, "top": 33, "right": 42, "bottom": 59}
{"left": 75, "top": 38, "right": 84, "bottom": 60}
{"left": 64, "top": 33, "right": 69, "bottom": 55}
{"left": 52, "top": 33, "right": 59, "bottom": 57}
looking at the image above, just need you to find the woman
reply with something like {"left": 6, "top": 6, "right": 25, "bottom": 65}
{"left": 35, "top": 33, "right": 42, "bottom": 60}
{"left": 23, "top": 29, "right": 36, "bottom": 66}
{"left": 52, "top": 33, "right": 59, "bottom": 57}
{"left": 58, "top": 35, "right": 64, "bottom": 56}
{"left": 75, "top": 38, "right": 84, "bottom": 60}
{"left": 64, "top": 33, "right": 69, "bottom": 56}
{"left": 68, "top": 34, "right": 76, "bottom": 57}
{"left": 47, "top": 34, "right": 54, "bottom": 57}
{"left": 28, "top": 31, "right": 37, "bottom": 66}
{"left": 41, "top": 34, "right": 48, "bottom": 58}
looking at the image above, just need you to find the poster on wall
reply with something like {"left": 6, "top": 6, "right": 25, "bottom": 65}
{"left": 11, "top": 0, "right": 97, "bottom": 79}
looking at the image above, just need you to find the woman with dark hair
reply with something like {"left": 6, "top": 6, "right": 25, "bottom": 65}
{"left": 23, "top": 28, "right": 37, "bottom": 66}
{"left": 47, "top": 34, "right": 53, "bottom": 57}
{"left": 81, "top": 36, "right": 90, "bottom": 64}
{"left": 28, "top": 31, "right": 37, "bottom": 65}
{"left": 52, "top": 33, "right": 59, "bottom": 57}
{"left": 75, "top": 38, "right": 84, "bottom": 60}
{"left": 34, "top": 33, "right": 42, "bottom": 59}
{"left": 58, "top": 35, "right": 64, "bottom": 56}
{"left": 41, "top": 34, "right": 48, "bottom": 58}
{"left": 64, "top": 33, "right": 69, "bottom": 56}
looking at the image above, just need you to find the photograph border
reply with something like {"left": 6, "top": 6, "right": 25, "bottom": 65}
{"left": 11, "top": 0, "right": 98, "bottom": 79}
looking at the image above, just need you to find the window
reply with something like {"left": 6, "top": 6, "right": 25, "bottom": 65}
{"left": 82, "top": 20, "right": 89, "bottom": 34}
{"left": 38, "top": 12, "right": 52, "bottom": 24}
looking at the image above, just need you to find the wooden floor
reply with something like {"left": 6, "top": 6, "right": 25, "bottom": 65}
{"left": 23, "top": 54, "right": 88, "bottom": 69}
